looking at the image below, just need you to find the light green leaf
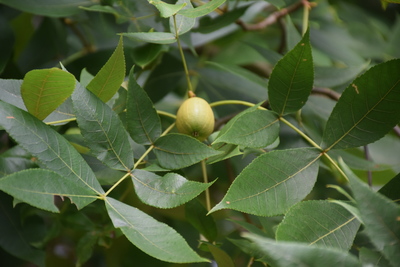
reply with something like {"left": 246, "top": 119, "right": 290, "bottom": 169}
{"left": 105, "top": 197, "right": 208, "bottom": 263}
{"left": 121, "top": 32, "right": 177, "bottom": 44}
{"left": 244, "top": 233, "right": 362, "bottom": 267}
{"left": 178, "top": 0, "right": 226, "bottom": 18}
{"left": 321, "top": 59, "right": 400, "bottom": 150}
{"left": 0, "top": 100, "right": 104, "bottom": 195}
{"left": 72, "top": 84, "right": 134, "bottom": 171}
{"left": 268, "top": 30, "right": 314, "bottom": 116}
{"left": 207, "top": 243, "right": 235, "bottom": 267}
{"left": 86, "top": 36, "right": 125, "bottom": 103}
{"left": 0, "top": 0, "right": 91, "bottom": 17}
{"left": 153, "top": 133, "right": 221, "bottom": 170}
{"left": 21, "top": 68, "right": 75, "bottom": 120}
{"left": 149, "top": 0, "right": 186, "bottom": 18}
{"left": 209, "top": 148, "right": 321, "bottom": 216}
{"left": 170, "top": 0, "right": 195, "bottom": 35}
{"left": 126, "top": 67, "right": 162, "bottom": 145}
{"left": 314, "top": 62, "right": 370, "bottom": 88}
{"left": 131, "top": 169, "right": 214, "bottom": 209}
{"left": 214, "top": 109, "right": 279, "bottom": 148}
{"left": 276, "top": 200, "right": 360, "bottom": 251}
{"left": 0, "top": 169, "right": 97, "bottom": 212}
{"left": 340, "top": 159, "right": 400, "bottom": 266}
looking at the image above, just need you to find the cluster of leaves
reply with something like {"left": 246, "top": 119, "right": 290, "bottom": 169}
{"left": 0, "top": 0, "right": 400, "bottom": 266}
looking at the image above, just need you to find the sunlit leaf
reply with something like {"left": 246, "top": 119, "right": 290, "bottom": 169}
{"left": 0, "top": 100, "right": 104, "bottom": 195}
{"left": 209, "top": 148, "right": 321, "bottom": 216}
{"left": 178, "top": 0, "right": 226, "bottom": 18}
{"left": 276, "top": 200, "right": 360, "bottom": 251}
{"left": 126, "top": 68, "right": 162, "bottom": 145}
{"left": 0, "top": 169, "right": 97, "bottom": 212}
{"left": 149, "top": 0, "right": 186, "bottom": 18}
{"left": 131, "top": 169, "right": 214, "bottom": 209}
{"left": 121, "top": 32, "right": 177, "bottom": 44}
{"left": 72, "top": 84, "right": 134, "bottom": 171}
{"left": 170, "top": 0, "right": 195, "bottom": 36}
{"left": 153, "top": 133, "right": 221, "bottom": 170}
{"left": 321, "top": 59, "right": 400, "bottom": 150}
{"left": 21, "top": 68, "right": 75, "bottom": 120}
{"left": 86, "top": 36, "right": 125, "bottom": 103}
{"left": 268, "top": 30, "right": 314, "bottom": 116}
{"left": 105, "top": 197, "right": 208, "bottom": 263}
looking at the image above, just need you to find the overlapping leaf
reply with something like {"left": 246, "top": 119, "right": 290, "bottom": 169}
{"left": 121, "top": 32, "right": 177, "bottom": 44}
{"left": 209, "top": 148, "right": 321, "bottom": 216}
{"left": 185, "top": 199, "right": 218, "bottom": 242}
{"left": 153, "top": 133, "right": 221, "bottom": 170}
{"left": 131, "top": 169, "right": 214, "bottom": 208}
{"left": 149, "top": 0, "right": 186, "bottom": 18}
{"left": 0, "top": 100, "right": 104, "bottom": 196}
{"left": 268, "top": 30, "right": 314, "bottom": 116}
{"left": 276, "top": 200, "right": 360, "bottom": 251}
{"left": 170, "top": 0, "right": 195, "bottom": 36}
{"left": 126, "top": 68, "right": 161, "bottom": 145}
{"left": 243, "top": 234, "right": 362, "bottom": 267}
{"left": 105, "top": 197, "right": 208, "bottom": 263}
{"left": 86, "top": 36, "right": 125, "bottom": 103}
{"left": 321, "top": 59, "right": 400, "bottom": 150}
{"left": 0, "top": 169, "right": 97, "bottom": 212}
{"left": 340, "top": 160, "right": 400, "bottom": 266}
{"left": 72, "top": 84, "right": 134, "bottom": 171}
{"left": 21, "top": 68, "right": 75, "bottom": 120}
{"left": 214, "top": 109, "right": 279, "bottom": 148}
{"left": 178, "top": 0, "right": 226, "bottom": 18}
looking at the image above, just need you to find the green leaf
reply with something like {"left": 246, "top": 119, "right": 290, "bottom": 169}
{"left": 207, "top": 243, "right": 235, "bottom": 267}
{"left": 185, "top": 199, "right": 218, "bottom": 242}
{"left": 214, "top": 109, "right": 279, "bottom": 148}
{"left": 121, "top": 32, "right": 177, "bottom": 44}
{"left": 0, "top": 0, "right": 91, "bottom": 17}
{"left": 72, "top": 84, "right": 134, "bottom": 171}
{"left": 359, "top": 247, "right": 392, "bottom": 267}
{"left": 153, "top": 133, "right": 221, "bottom": 170}
{"left": 132, "top": 43, "right": 167, "bottom": 69}
{"left": 314, "top": 62, "right": 370, "bottom": 88}
{"left": 0, "top": 100, "right": 104, "bottom": 195}
{"left": 378, "top": 172, "right": 400, "bottom": 201}
{"left": 170, "top": 0, "right": 195, "bottom": 35}
{"left": 206, "top": 143, "right": 242, "bottom": 164}
{"left": 0, "top": 169, "right": 97, "bottom": 212}
{"left": 105, "top": 197, "right": 208, "bottom": 263}
{"left": 126, "top": 68, "right": 162, "bottom": 145}
{"left": 340, "top": 159, "right": 400, "bottom": 266}
{"left": 321, "top": 59, "right": 400, "bottom": 150}
{"left": 243, "top": 233, "right": 362, "bottom": 267}
{"left": 276, "top": 200, "right": 360, "bottom": 251}
{"left": 209, "top": 148, "right": 321, "bottom": 216}
{"left": 21, "top": 68, "right": 75, "bottom": 120}
{"left": 149, "top": 0, "right": 186, "bottom": 18}
{"left": 0, "top": 194, "right": 45, "bottom": 267}
{"left": 131, "top": 169, "right": 214, "bottom": 209}
{"left": 268, "top": 30, "right": 314, "bottom": 116}
{"left": 178, "top": 0, "right": 226, "bottom": 18}
{"left": 86, "top": 36, "right": 125, "bottom": 103}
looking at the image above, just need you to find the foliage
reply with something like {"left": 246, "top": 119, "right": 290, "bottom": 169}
{"left": 0, "top": 0, "right": 400, "bottom": 266}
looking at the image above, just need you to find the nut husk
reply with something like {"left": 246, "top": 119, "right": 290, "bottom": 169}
{"left": 175, "top": 97, "right": 215, "bottom": 141}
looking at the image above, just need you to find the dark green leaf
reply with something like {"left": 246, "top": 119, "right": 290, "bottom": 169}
{"left": 276, "top": 200, "right": 360, "bottom": 251}
{"left": 209, "top": 148, "right": 321, "bottom": 216}
{"left": 378, "top": 172, "right": 400, "bottom": 201}
{"left": 214, "top": 109, "right": 279, "bottom": 148}
{"left": 21, "top": 68, "right": 75, "bottom": 120}
{"left": 268, "top": 30, "right": 314, "bottom": 116}
{"left": 126, "top": 68, "right": 162, "bottom": 145}
{"left": 0, "top": 0, "right": 91, "bottom": 17}
{"left": 132, "top": 43, "right": 167, "bottom": 69}
{"left": 86, "top": 36, "right": 125, "bottom": 103}
{"left": 185, "top": 199, "right": 218, "bottom": 242}
{"left": 207, "top": 243, "right": 235, "bottom": 267}
{"left": 321, "top": 59, "right": 400, "bottom": 150}
{"left": 178, "top": 0, "right": 226, "bottom": 18}
{"left": 359, "top": 247, "right": 392, "bottom": 267}
{"left": 122, "top": 32, "right": 177, "bottom": 44}
{"left": 105, "top": 197, "right": 208, "bottom": 263}
{"left": 131, "top": 169, "right": 214, "bottom": 209}
{"left": 340, "top": 159, "right": 400, "bottom": 266}
{"left": 0, "top": 169, "right": 97, "bottom": 212}
{"left": 72, "top": 84, "right": 134, "bottom": 171}
{"left": 0, "top": 100, "right": 104, "bottom": 195}
{"left": 153, "top": 133, "right": 221, "bottom": 170}
{"left": 206, "top": 143, "right": 242, "bottom": 164}
{"left": 244, "top": 233, "right": 362, "bottom": 267}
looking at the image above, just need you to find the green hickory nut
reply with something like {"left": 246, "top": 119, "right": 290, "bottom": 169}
{"left": 175, "top": 97, "right": 215, "bottom": 141}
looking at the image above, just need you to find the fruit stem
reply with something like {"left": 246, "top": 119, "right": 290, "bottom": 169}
{"left": 201, "top": 160, "right": 211, "bottom": 211}
{"left": 173, "top": 15, "right": 194, "bottom": 96}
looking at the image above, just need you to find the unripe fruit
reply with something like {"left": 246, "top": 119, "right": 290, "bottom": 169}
{"left": 175, "top": 97, "right": 215, "bottom": 141}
